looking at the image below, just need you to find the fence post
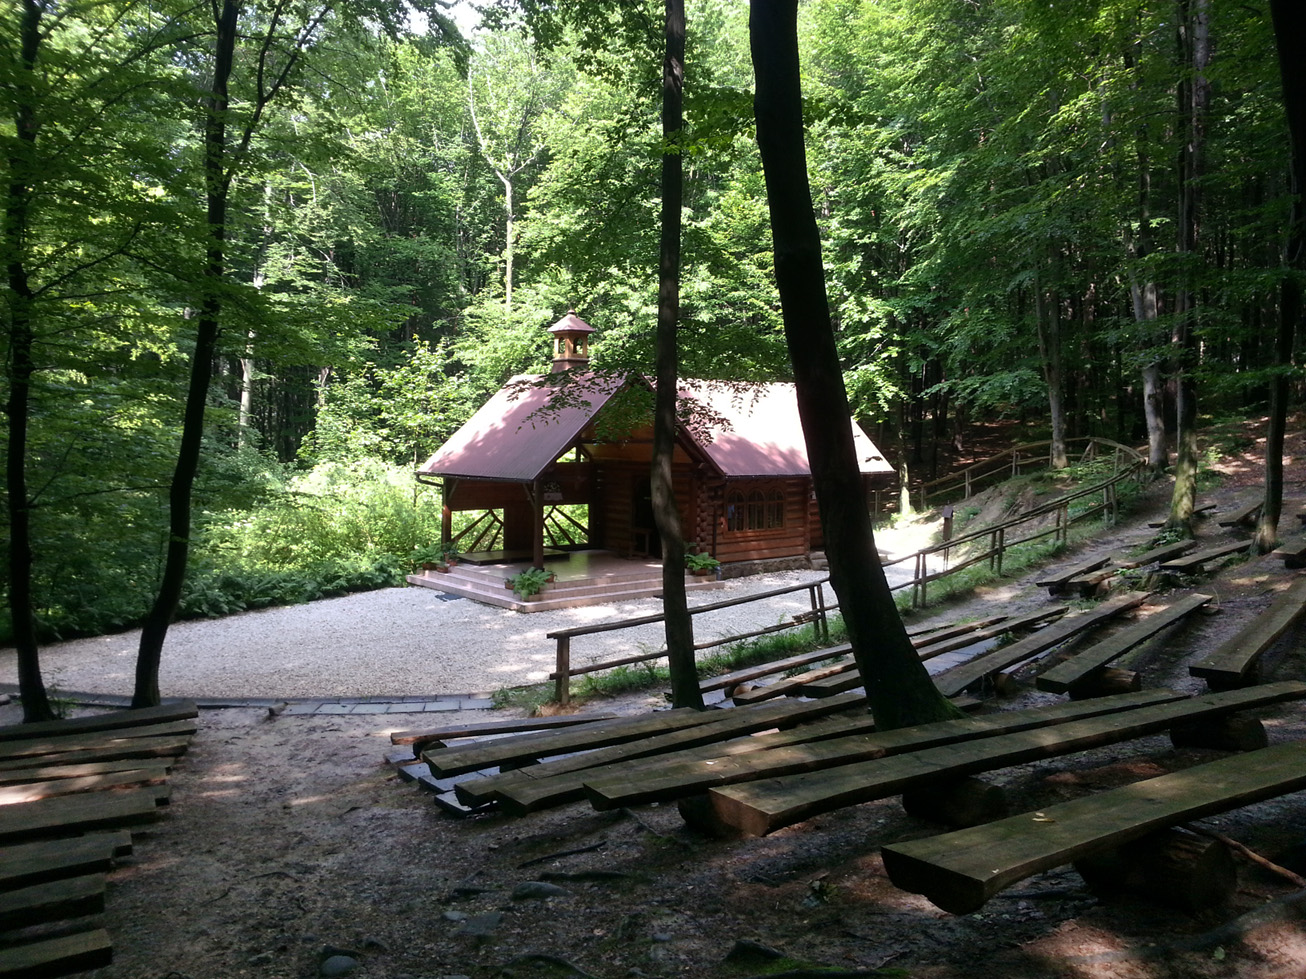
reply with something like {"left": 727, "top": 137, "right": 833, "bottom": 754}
{"left": 914, "top": 552, "right": 925, "bottom": 608}
{"left": 555, "top": 636, "right": 571, "bottom": 705}
{"left": 964, "top": 469, "right": 972, "bottom": 498}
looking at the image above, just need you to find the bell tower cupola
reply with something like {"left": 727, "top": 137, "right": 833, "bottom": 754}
{"left": 548, "top": 310, "right": 595, "bottom": 373}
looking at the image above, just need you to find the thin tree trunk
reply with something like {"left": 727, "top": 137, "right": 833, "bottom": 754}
{"left": 652, "top": 0, "right": 701, "bottom": 710}
{"left": 750, "top": 0, "right": 961, "bottom": 730}
{"left": 4, "top": 0, "right": 56, "bottom": 723}
{"left": 132, "top": 0, "right": 239, "bottom": 707}
{"left": 1166, "top": 0, "right": 1210, "bottom": 535}
{"left": 1257, "top": 0, "right": 1306, "bottom": 552}
{"left": 1035, "top": 274, "right": 1070, "bottom": 470}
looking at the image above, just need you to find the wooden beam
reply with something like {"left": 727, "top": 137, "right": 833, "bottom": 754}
{"left": 0, "top": 787, "right": 164, "bottom": 844}
{"left": 932, "top": 592, "right": 1150, "bottom": 697}
{"left": 1189, "top": 577, "right": 1306, "bottom": 688}
{"left": 0, "top": 873, "right": 106, "bottom": 931}
{"left": 0, "top": 735, "right": 192, "bottom": 772}
{"left": 583, "top": 688, "right": 1190, "bottom": 812}
{"left": 0, "top": 702, "right": 197, "bottom": 743}
{"left": 0, "top": 834, "right": 122, "bottom": 891}
{"left": 881, "top": 740, "right": 1306, "bottom": 914}
{"left": 0, "top": 720, "right": 196, "bottom": 762}
{"left": 469, "top": 693, "right": 868, "bottom": 814}
{"left": 1036, "top": 593, "right": 1213, "bottom": 694}
{"left": 702, "top": 681, "right": 1306, "bottom": 837}
{"left": 389, "top": 712, "right": 621, "bottom": 752}
{"left": 0, "top": 928, "right": 113, "bottom": 978}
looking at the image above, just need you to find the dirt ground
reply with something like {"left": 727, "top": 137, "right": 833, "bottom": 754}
{"left": 26, "top": 426, "right": 1306, "bottom": 979}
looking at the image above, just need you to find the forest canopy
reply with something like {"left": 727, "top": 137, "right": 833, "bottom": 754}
{"left": 1, "top": 0, "right": 1300, "bottom": 648}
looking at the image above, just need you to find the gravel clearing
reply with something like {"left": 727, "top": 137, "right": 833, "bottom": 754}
{"left": 0, "top": 569, "right": 856, "bottom": 700}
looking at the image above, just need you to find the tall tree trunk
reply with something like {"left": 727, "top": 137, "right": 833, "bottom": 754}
{"left": 132, "top": 0, "right": 239, "bottom": 707}
{"left": 3, "top": 0, "right": 56, "bottom": 723}
{"left": 1035, "top": 273, "right": 1070, "bottom": 470}
{"left": 750, "top": 0, "right": 961, "bottom": 730}
{"left": 1166, "top": 0, "right": 1210, "bottom": 535}
{"left": 1257, "top": 0, "right": 1306, "bottom": 552}
{"left": 652, "top": 0, "right": 701, "bottom": 710}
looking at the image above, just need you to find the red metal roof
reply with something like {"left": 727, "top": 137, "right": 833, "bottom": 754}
{"left": 681, "top": 381, "right": 892, "bottom": 478}
{"left": 417, "top": 374, "right": 625, "bottom": 482}
{"left": 418, "top": 375, "right": 892, "bottom": 482}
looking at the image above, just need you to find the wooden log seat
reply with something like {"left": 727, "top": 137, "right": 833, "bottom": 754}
{"left": 1218, "top": 498, "right": 1265, "bottom": 528}
{"left": 694, "top": 682, "right": 1306, "bottom": 838}
{"left": 1189, "top": 577, "right": 1306, "bottom": 690}
{"left": 880, "top": 740, "right": 1306, "bottom": 914}
{"left": 1156, "top": 539, "right": 1250, "bottom": 575}
{"left": 1275, "top": 538, "right": 1306, "bottom": 570}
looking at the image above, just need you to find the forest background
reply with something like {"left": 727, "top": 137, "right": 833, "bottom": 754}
{"left": 1, "top": 0, "right": 1299, "bottom": 656}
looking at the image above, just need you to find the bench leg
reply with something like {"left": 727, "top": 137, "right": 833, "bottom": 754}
{"left": 1170, "top": 715, "right": 1268, "bottom": 752}
{"left": 901, "top": 777, "right": 1009, "bottom": 828}
{"left": 1074, "top": 828, "right": 1236, "bottom": 912}
{"left": 1067, "top": 667, "right": 1141, "bottom": 700}
{"left": 678, "top": 794, "right": 744, "bottom": 839}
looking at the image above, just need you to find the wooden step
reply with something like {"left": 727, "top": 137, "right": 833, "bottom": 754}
{"left": 1189, "top": 577, "right": 1306, "bottom": 689}
{"left": 700, "top": 681, "right": 1306, "bottom": 837}
{"left": 0, "top": 721, "right": 196, "bottom": 763}
{"left": 0, "top": 735, "right": 192, "bottom": 773}
{"left": 0, "top": 702, "right": 197, "bottom": 743}
{"left": 0, "top": 873, "right": 106, "bottom": 931}
{"left": 881, "top": 739, "right": 1306, "bottom": 914}
{"left": 0, "top": 928, "right": 112, "bottom": 978}
{"left": 582, "top": 688, "right": 1191, "bottom": 812}
{"left": 1036, "top": 593, "right": 1213, "bottom": 694}
{"left": 0, "top": 834, "right": 125, "bottom": 891}
{"left": 0, "top": 786, "right": 165, "bottom": 844}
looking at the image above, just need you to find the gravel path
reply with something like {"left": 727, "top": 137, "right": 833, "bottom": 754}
{"left": 0, "top": 570, "right": 864, "bottom": 700}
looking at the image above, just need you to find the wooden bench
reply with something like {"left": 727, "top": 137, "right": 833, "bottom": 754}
{"left": 390, "top": 711, "right": 620, "bottom": 757}
{"left": 692, "top": 682, "right": 1306, "bottom": 837}
{"left": 1218, "top": 498, "right": 1265, "bottom": 528}
{"left": 1275, "top": 538, "right": 1306, "bottom": 570}
{"left": 1156, "top": 538, "right": 1249, "bottom": 575}
{"left": 1035, "top": 556, "right": 1111, "bottom": 595}
{"left": 880, "top": 739, "right": 1306, "bottom": 914}
{"left": 931, "top": 592, "right": 1149, "bottom": 697}
{"left": 0, "top": 709, "right": 195, "bottom": 979}
{"left": 1189, "top": 577, "right": 1306, "bottom": 689}
{"left": 1036, "top": 593, "right": 1213, "bottom": 696}
{"left": 579, "top": 689, "right": 1189, "bottom": 813}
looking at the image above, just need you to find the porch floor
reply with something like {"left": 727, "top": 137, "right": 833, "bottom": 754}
{"left": 406, "top": 549, "right": 726, "bottom": 612}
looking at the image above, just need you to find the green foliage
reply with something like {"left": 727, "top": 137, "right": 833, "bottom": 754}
{"left": 507, "top": 566, "right": 553, "bottom": 598}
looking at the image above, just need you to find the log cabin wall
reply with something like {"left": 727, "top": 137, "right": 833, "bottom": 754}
{"left": 592, "top": 461, "right": 696, "bottom": 558}
{"left": 714, "top": 477, "right": 812, "bottom": 564}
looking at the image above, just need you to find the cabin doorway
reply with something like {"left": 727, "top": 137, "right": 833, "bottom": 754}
{"left": 631, "top": 476, "right": 661, "bottom": 558}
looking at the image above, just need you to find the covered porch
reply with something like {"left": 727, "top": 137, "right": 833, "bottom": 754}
{"left": 406, "top": 548, "right": 725, "bottom": 613}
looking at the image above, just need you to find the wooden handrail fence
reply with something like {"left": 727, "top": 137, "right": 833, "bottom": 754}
{"left": 544, "top": 437, "right": 1146, "bottom": 703}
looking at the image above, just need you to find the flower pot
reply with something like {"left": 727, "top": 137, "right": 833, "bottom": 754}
{"left": 691, "top": 568, "right": 712, "bottom": 577}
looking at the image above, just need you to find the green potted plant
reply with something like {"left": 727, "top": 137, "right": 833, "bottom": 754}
{"left": 438, "top": 545, "right": 461, "bottom": 567}
{"left": 684, "top": 551, "right": 721, "bottom": 576}
{"left": 411, "top": 544, "right": 444, "bottom": 572}
{"left": 508, "top": 567, "right": 552, "bottom": 600}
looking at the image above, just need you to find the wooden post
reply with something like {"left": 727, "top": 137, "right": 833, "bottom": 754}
{"left": 555, "top": 635, "right": 571, "bottom": 705}
{"left": 441, "top": 479, "right": 453, "bottom": 548}
{"left": 532, "top": 477, "right": 545, "bottom": 570}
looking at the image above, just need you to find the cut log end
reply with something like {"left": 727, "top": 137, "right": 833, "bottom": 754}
{"left": 1067, "top": 668, "right": 1142, "bottom": 700}
{"left": 1170, "top": 715, "right": 1269, "bottom": 753}
{"left": 1074, "top": 828, "right": 1236, "bottom": 912}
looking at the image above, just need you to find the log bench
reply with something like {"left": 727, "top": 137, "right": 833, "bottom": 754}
{"left": 1156, "top": 538, "right": 1250, "bottom": 575}
{"left": 931, "top": 592, "right": 1150, "bottom": 698}
{"left": 1036, "top": 593, "right": 1213, "bottom": 696}
{"left": 1035, "top": 556, "right": 1112, "bottom": 596}
{"left": 692, "top": 681, "right": 1306, "bottom": 837}
{"left": 1275, "top": 538, "right": 1306, "bottom": 570}
{"left": 880, "top": 739, "right": 1306, "bottom": 914}
{"left": 579, "top": 689, "right": 1189, "bottom": 814}
{"left": 1218, "top": 498, "right": 1265, "bottom": 528}
{"left": 1189, "top": 577, "right": 1306, "bottom": 690}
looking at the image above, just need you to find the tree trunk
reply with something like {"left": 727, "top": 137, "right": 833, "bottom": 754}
{"left": 1166, "top": 0, "right": 1210, "bottom": 535}
{"left": 750, "top": 0, "right": 961, "bottom": 730}
{"left": 3, "top": 0, "right": 56, "bottom": 723}
{"left": 1035, "top": 275, "right": 1069, "bottom": 470}
{"left": 1257, "top": 0, "right": 1306, "bottom": 553}
{"left": 132, "top": 0, "right": 239, "bottom": 707}
{"left": 653, "top": 0, "right": 702, "bottom": 710}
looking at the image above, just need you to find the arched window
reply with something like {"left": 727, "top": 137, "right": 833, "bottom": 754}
{"left": 724, "top": 485, "right": 786, "bottom": 532}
